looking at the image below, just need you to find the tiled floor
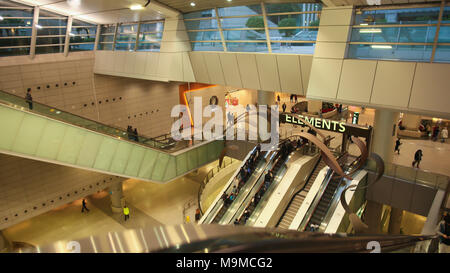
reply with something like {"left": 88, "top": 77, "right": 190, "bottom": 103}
{"left": 2, "top": 160, "right": 219, "bottom": 247}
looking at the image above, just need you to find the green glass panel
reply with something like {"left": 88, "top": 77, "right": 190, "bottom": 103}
{"left": 176, "top": 153, "right": 188, "bottom": 176}
{"left": 187, "top": 149, "right": 199, "bottom": 171}
{"left": 138, "top": 149, "right": 158, "bottom": 178}
{"left": 93, "top": 137, "right": 119, "bottom": 171}
{"left": 197, "top": 144, "right": 209, "bottom": 166}
{"left": 35, "top": 120, "right": 66, "bottom": 160}
{"left": 163, "top": 156, "right": 177, "bottom": 181}
{"left": 12, "top": 114, "right": 47, "bottom": 155}
{"left": 56, "top": 126, "right": 87, "bottom": 164}
{"left": 76, "top": 133, "right": 103, "bottom": 168}
{"left": 110, "top": 141, "right": 133, "bottom": 174}
{"left": 151, "top": 153, "right": 170, "bottom": 181}
{"left": 0, "top": 106, "right": 24, "bottom": 150}
{"left": 124, "top": 145, "right": 147, "bottom": 177}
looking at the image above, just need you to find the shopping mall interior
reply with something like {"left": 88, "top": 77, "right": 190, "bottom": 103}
{"left": 0, "top": 0, "right": 449, "bottom": 254}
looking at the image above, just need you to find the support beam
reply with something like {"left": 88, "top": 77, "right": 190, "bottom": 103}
{"left": 148, "top": 0, "right": 181, "bottom": 18}
{"left": 29, "top": 6, "right": 39, "bottom": 59}
{"left": 109, "top": 180, "right": 124, "bottom": 214}
{"left": 64, "top": 16, "right": 73, "bottom": 57}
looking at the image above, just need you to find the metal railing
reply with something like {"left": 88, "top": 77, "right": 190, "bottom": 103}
{"left": 197, "top": 157, "right": 236, "bottom": 214}
{"left": 365, "top": 161, "right": 449, "bottom": 191}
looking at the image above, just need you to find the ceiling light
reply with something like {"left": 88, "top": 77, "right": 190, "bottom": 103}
{"left": 190, "top": 2, "right": 196, "bottom": 6}
{"left": 359, "top": 23, "right": 368, "bottom": 26}
{"left": 130, "top": 4, "right": 144, "bottom": 10}
{"left": 36, "top": 24, "right": 43, "bottom": 29}
{"left": 371, "top": 45, "right": 392, "bottom": 49}
{"left": 227, "top": 0, "right": 232, "bottom": 2}
{"left": 359, "top": 28, "right": 382, "bottom": 33}
{"left": 0, "top": 16, "right": 3, "bottom": 21}
{"left": 69, "top": 33, "right": 75, "bottom": 36}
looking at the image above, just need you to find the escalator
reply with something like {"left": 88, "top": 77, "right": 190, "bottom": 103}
{"left": 200, "top": 147, "right": 272, "bottom": 224}
{"left": 232, "top": 141, "right": 298, "bottom": 226}
{"left": 210, "top": 149, "right": 269, "bottom": 224}
{"left": 0, "top": 90, "right": 224, "bottom": 183}
{"left": 277, "top": 157, "right": 326, "bottom": 229}
{"left": 298, "top": 155, "right": 358, "bottom": 232}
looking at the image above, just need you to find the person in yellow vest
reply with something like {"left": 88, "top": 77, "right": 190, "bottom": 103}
{"left": 123, "top": 205, "right": 130, "bottom": 221}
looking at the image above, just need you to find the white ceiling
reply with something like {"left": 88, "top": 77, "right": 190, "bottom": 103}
{"left": 12, "top": 0, "right": 167, "bottom": 24}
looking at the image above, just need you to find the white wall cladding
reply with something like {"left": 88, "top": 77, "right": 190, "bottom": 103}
{"left": 188, "top": 51, "right": 313, "bottom": 95}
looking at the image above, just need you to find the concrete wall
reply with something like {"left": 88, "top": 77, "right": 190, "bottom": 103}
{"left": 0, "top": 52, "right": 181, "bottom": 138}
{"left": 366, "top": 172, "right": 437, "bottom": 217}
{"left": 0, "top": 153, "right": 121, "bottom": 230}
{"left": 189, "top": 52, "right": 313, "bottom": 95}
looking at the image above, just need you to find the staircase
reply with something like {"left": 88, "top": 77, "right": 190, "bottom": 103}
{"left": 278, "top": 159, "right": 326, "bottom": 229}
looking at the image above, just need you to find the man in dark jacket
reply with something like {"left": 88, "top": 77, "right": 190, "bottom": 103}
{"left": 436, "top": 213, "right": 450, "bottom": 253}
{"left": 394, "top": 138, "right": 402, "bottom": 154}
{"left": 25, "top": 90, "right": 33, "bottom": 110}
{"left": 412, "top": 149, "right": 423, "bottom": 168}
{"left": 282, "top": 102, "right": 287, "bottom": 113}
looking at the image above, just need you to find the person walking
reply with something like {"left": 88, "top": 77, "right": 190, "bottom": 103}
{"left": 81, "top": 198, "right": 89, "bottom": 213}
{"left": 234, "top": 219, "right": 239, "bottom": 225}
{"left": 123, "top": 204, "right": 130, "bottom": 221}
{"left": 432, "top": 126, "right": 440, "bottom": 142}
{"left": 441, "top": 127, "right": 448, "bottom": 143}
{"left": 436, "top": 213, "right": 450, "bottom": 253}
{"left": 25, "top": 89, "right": 33, "bottom": 110}
{"left": 394, "top": 138, "right": 402, "bottom": 154}
{"left": 412, "top": 149, "right": 423, "bottom": 168}
{"left": 294, "top": 95, "right": 298, "bottom": 103}
{"left": 277, "top": 95, "right": 280, "bottom": 105}
{"left": 290, "top": 94, "right": 294, "bottom": 103}
{"left": 133, "top": 128, "right": 139, "bottom": 142}
{"left": 282, "top": 102, "right": 287, "bottom": 113}
{"left": 195, "top": 208, "right": 201, "bottom": 222}
{"left": 127, "top": 125, "right": 133, "bottom": 140}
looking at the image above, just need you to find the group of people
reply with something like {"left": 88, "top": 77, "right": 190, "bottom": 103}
{"left": 81, "top": 198, "right": 130, "bottom": 221}
{"left": 126, "top": 125, "right": 139, "bottom": 142}
{"left": 395, "top": 138, "right": 424, "bottom": 168}
{"left": 431, "top": 126, "right": 448, "bottom": 143}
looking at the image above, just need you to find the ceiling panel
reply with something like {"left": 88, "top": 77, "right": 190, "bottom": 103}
{"left": 12, "top": 0, "right": 166, "bottom": 24}
{"left": 158, "top": 0, "right": 317, "bottom": 13}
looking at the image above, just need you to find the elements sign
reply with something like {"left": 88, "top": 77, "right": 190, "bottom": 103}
{"left": 281, "top": 114, "right": 346, "bottom": 133}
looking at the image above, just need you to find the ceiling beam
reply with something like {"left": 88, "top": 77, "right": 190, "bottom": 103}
{"left": 147, "top": 0, "right": 181, "bottom": 18}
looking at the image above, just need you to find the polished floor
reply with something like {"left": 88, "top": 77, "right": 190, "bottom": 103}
{"left": 3, "top": 160, "right": 218, "bottom": 247}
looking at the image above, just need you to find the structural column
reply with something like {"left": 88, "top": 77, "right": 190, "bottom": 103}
{"left": 388, "top": 207, "right": 404, "bottom": 234}
{"left": 371, "top": 109, "right": 399, "bottom": 164}
{"left": 364, "top": 200, "right": 383, "bottom": 234}
{"left": 0, "top": 230, "right": 8, "bottom": 252}
{"left": 109, "top": 180, "right": 124, "bottom": 214}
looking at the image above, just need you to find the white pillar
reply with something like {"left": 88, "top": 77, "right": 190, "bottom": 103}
{"left": 372, "top": 109, "right": 399, "bottom": 164}
{"left": 109, "top": 180, "right": 124, "bottom": 214}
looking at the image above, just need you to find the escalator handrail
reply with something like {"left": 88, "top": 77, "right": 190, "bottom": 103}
{"left": 301, "top": 155, "right": 357, "bottom": 231}
{"left": 220, "top": 150, "right": 277, "bottom": 224}
{"left": 200, "top": 146, "right": 258, "bottom": 224}
{"left": 275, "top": 154, "right": 323, "bottom": 228}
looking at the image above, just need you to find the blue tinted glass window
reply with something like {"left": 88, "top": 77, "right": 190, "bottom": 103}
{"left": 355, "top": 7, "right": 440, "bottom": 25}
{"left": 351, "top": 26, "right": 436, "bottom": 43}
{"left": 98, "top": 43, "right": 113, "bottom": 50}
{"left": 226, "top": 42, "right": 268, "bottom": 52}
{"left": 265, "top": 3, "right": 321, "bottom": 13}
{"left": 137, "top": 43, "right": 160, "bottom": 52}
{"left": 184, "top": 9, "right": 216, "bottom": 19}
{"left": 267, "top": 14, "right": 320, "bottom": 27}
{"left": 271, "top": 42, "right": 315, "bottom": 54}
{"left": 70, "top": 43, "right": 94, "bottom": 51}
{"left": 438, "top": 25, "right": 450, "bottom": 43}
{"left": 35, "top": 45, "right": 64, "bottom": 54}
{"left": 221, "top": 17, "right": 264, "bottom": 29}
{"left": 434, "top": 45, "right": 450, "bottom": 62}
{"left": 348, "top": 44, "right": 432, "bottom": 62}
{"left": 191, "top": 42, "right": 223, "bottom": 51}
{"left": 269, "top": 28, "right": 318, "bottom": 41}
{"left": 223, "top": 29, "right": 266, "bottom": 41}
{"left": 188, "top": 31, "right": 221, "bottom": 41}
{"left": 0, "top": 18, "right": 33, "bottom": 27}
{"left": 0, "top": 27, "right": 32, "bottom": 37}
{"left": 115, "top": 42, "right": 135, "bottom": 51}
{"left": 185, "top": 19, "right": 218, "bottom": 30}
{"left": 218, "top": 5, "right": 262, "bottom": 17}
{"left": 139, "top": 32, "right": 163, "bottom": 42}
{"left": 0, "top": 47, "right": 30, "bottom": 56}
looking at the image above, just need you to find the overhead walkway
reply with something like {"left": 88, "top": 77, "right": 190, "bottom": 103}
{"left": 0, "top": 90, "right": 224, "bottom": 183}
